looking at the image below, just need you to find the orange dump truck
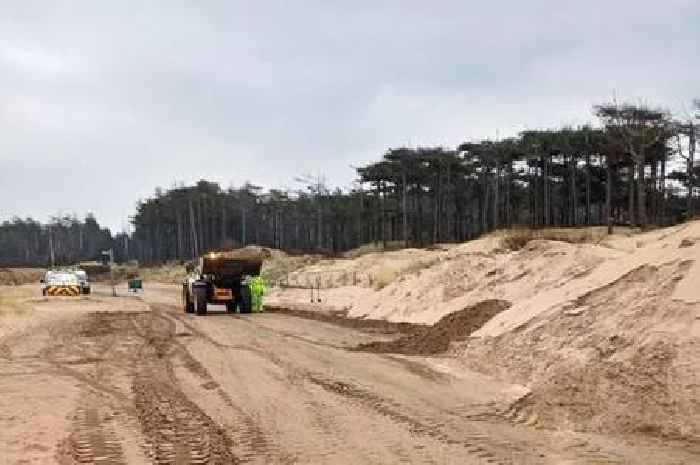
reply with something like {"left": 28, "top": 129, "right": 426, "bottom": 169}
{"left": 182, "top": 248, "right": 267, "bottom": 315}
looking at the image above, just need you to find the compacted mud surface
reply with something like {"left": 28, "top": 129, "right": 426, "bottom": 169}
{"left": 1, "top": 284, "right": 699, "bottom": 464}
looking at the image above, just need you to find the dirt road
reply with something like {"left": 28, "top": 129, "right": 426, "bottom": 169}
{"left": 1, "top": 284, "right": 697, "bottom": 464}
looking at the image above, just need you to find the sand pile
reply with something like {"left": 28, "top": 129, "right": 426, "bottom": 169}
{"left": 349, "top": 238, "right": 619, "bottom": 323}
{"left": 460, "top": 258, "right": 700, "bottom": 440}
{"left": 268, "top": 234, "right": 620, "bottom": 325}
{"left": 268, "top": 222, "right": 700, "bottom": 440}
{"left": 355, "top": 299, "right": 510, "bottom": 355}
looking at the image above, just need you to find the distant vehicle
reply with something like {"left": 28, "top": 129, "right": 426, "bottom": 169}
{"left": 41, "top": 271, "right": 81, "bottom": 297}
{"left": 182, "top": 249, "right": 266, "bottom": 315}
{"left": 74, "top": 270, "right": 91, "bottom": 295}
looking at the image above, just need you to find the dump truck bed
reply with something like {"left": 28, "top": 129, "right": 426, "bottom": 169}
{"left": 201, "top": 256, "right": 262, "bottom": 278}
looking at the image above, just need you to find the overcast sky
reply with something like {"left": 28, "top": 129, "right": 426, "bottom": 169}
{"left": 1, "top": 1, "right": 698, "bottom": 232}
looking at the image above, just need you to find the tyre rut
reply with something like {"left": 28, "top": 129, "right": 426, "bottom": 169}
{"left": 132, "top": 310, "right": 240, "bottom": 464}
{"left": 162, "top": 304, "right": 532, "bottom": 464}
{"left": 26, "top": 308, "right": 242, "bottom": 465}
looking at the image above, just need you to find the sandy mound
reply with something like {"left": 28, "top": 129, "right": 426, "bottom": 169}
{"left": 268, "top": 222, "right": 700, "bottom": 441}
{"left": 356, "top": 299, "right": 510, "bottom": 355}
{"left": 269, "top": 234, "right": 620, "bottom": 325}
{"left": 461, "top": 260, "right": 700, "bottom": 440}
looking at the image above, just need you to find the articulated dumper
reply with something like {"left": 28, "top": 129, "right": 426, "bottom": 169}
{"left": 182, "top": 248, "right": 267, "bottom": 315}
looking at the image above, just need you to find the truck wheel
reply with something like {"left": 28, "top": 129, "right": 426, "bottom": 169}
{"left": 183, "top": 285, "right": 194, "bottom": 313}
{"left": 194, "top": 290, "right": 208, "bottom": 315}
{"left": 225, "top": 301, "right": 236, "bottom": 313}
{"left": 239, "top": 284, "right": 252, "bottom": 314}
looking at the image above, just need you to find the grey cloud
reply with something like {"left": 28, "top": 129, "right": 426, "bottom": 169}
{"left": 1, "top": 0, "right": 698, "bottom": 231}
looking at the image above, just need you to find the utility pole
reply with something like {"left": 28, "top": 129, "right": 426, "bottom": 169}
{"left": 102, "top": 249, "right": 116, "bottom": 296}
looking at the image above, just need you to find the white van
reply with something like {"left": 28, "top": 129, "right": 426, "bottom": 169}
{"left": 41, "top": 271, "right": 80, "bottom": 296}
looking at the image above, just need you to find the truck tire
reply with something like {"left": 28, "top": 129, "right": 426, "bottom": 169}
{"left": 239, "top": 284, "right": 252, "bottom": 314}
{"left": 195, "top": 292, "right": 208, "bottom": 315}
{"left": 193, "top": 282, "right": 208, "bottom": 315}
{"left": 225, "top": 301, "right": 236, "bottom": 313}
{"left": 183, "top": 285, "right": 194, "bottom": 313}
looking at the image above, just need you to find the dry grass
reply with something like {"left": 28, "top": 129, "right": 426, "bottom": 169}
{"left": 497, "top": 226, "right": 630, "bottom": 251}
{"left": 262, "top": 253, "right": 321, "bottom": 283}
{"left": 499, "top": 230, "right": 534, "bottom": 251}
{"left": 343, "top": 241, "right": 406, "bottom": 259}
{"left": 372, "top": 266, "right": 397, "bottom": 290}
{"left": 371, "top": 255, "right": 442, "bottom": 290}
{"left": 132, "top": 262, "right": 186, "bottom": 284}
{"left": 0, "top": 268, "right": 44, "bottom": 286}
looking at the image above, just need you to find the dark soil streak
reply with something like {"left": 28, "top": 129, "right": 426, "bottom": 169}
{"left": 356, "top": 299, "right": 511, "bottom": 355}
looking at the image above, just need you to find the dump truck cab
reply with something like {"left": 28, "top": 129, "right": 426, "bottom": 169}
{"left": 182, "top": 249, "right": 265, "bottom": 315}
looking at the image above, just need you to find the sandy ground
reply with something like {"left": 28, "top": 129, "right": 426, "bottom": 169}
{"left": 265, "top": 222, "right": 700, "bottom": 448}
{"left": 1, "top": 281, "right": 698, "bottom": 464}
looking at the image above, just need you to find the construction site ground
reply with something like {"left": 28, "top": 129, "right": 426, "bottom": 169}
{"left": 3, "top": 222, "right": 700, "bottom": 463}
{"left": 0, "top": 281, "right": 697, "bottom": 464}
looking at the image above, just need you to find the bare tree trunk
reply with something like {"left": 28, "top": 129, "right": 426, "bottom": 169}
{"left": 570, "top": 155, "right": 577, "bottom": 226}
{"left": 221, "top": 203, "right": 227, "bottom": 248}
{"left": 493, "top": 165, "right": 500, "bottom": 229}
{"left": 197, "top": 196, "right": 204, "bottom": 253}
{"left": 241, "top": 206, "right": 246, "bottom": 246}
{"left": 688, "top": 125, "right": 696, "bottom": 219}
{"left": 277, "top": 210, "right": 284, "bottom": 250}
{"left": 636, "top": 154, "right": 647, "bottom": 227}
{"left": 628, "top": 165, "right": 635, "bottom": 227}
{"left": 433, "top": 175, "right": 440, "bottom": 243}
{"left": 530, "top": 166, "right": 537, "bottom": 227}
{"left": 481, "top": 173, "right": 489, "bottom": 233}
{"left": 48, "top": 226, "right": 55, "bottom": 267}
{"left": 585, "top": 154, "right": 591, "bottom": 225}
{"left": 176, "top": 209, "right": 183, "bottom": 259}
{"left": 660, "top": 156, "right": 667, "bottom": 224}
{"left": 606, "top": 158, "right": 613, "bottom": 234}
{"left": 188, "top": 199, "right": 198, "bottom": 258}
{"left": 317, "top": 197, "right": 322, "bottom": 250}
{"left": 402, "top": 170, "right": 408, "bottom": 246}
{"left": 506, "top": 163, "right": 512, "bottom": 227}
{"left": 650, "top": 160, "right": 658, "bottom": 225}
{"left": 543, "top": 156, "right": 550, "bottom": 226}
{"left": 359, "top": 183, "right": 365, "bottom": 244}
{"left": 416, "top": 185, "right": 424, "bottom": 246}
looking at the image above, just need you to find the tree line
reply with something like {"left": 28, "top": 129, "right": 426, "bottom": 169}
{"left": 1, "top": 99, "right": 698, "bottom": 267}
{"left": 0, "top": 214, "right": 113, "bottom": 267}
{"left": 121, "top": 100, "right": 697, "bottom": 264}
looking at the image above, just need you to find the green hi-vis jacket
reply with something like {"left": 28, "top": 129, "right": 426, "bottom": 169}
{"left": 250, "top": 276, "right": 266, "bottom": 312}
